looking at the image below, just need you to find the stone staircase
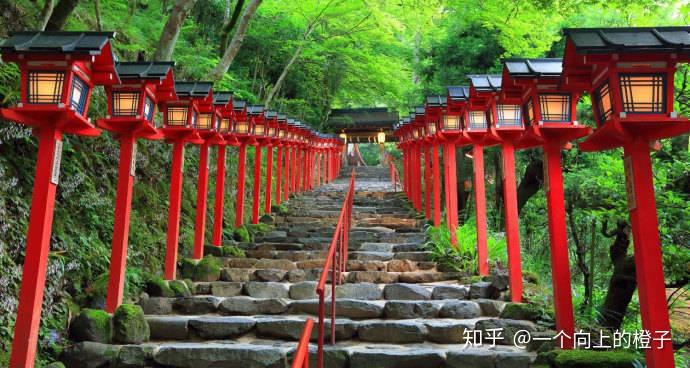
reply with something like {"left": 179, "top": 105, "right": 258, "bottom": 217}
{"left": 62, "top": 166, "right": 539, "bottom": 368}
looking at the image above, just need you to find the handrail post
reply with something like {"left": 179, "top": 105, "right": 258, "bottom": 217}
{"left": 331, "top": 247, "right": 337, "bottom": 345}
{"left": 317, "top": 291, "right": 325, "bottom": 368}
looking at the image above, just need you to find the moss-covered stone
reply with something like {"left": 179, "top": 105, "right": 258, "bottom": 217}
{"left": 273, "top": 203, "right": 289, "bottom": 215}
{"left": 112, "top": 304, "right": 150, "bottom": 344}
{"left": 68, "top": 308, "right": 112, "bottom": 343}
{"left": 245, "top": 223, "right": 271, "bottom": 235}
{"left": 555, "top": 350, "right": 643, "bottom": 368}
{"left": 193, "top": 255, "right": 221, "bottom": 282}
{"left": 44, "top": 362, "right": 66, "bottom": 368}
{"left": 178, "top": 258, "right": 198, "bottom": 279}
{"left": 85, "top": 273, "right": 110, "bottom": 309}
{"left": 145, "top": 277, "right": 174, "bottom": 298}
{"left": 182, "top": 279, "right": 196, "bottom": 294}
{"left": 203, "top": 244, "right": 224, "bottom": 257}
{"left": 500, "top": 302, "right": 543, "bottom": 321}
{"left": 222, "top": 245, "right": 246, "bottom": 258}
{"left": 523, "top": 270, "right": 541, "bottom": 285}
{"left": 233, "top": 226, "right": 251, "bottom": 243}
{"left": 169, "top": 280, "right": 192, "bottom": 297}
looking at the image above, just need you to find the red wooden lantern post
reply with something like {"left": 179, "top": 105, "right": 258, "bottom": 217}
{"left": 263, "top": 111, "right": 279, "bottom": 214}
{"left": 424, "top": 96, "right": 444, "bottom": 226}
{"left": 562, "top": 27, "right": 690, "bottom": 366}
{"left": 160, "top": 82, "right": 208, "bottom": 279}
{"left": 212, "top": 93, "right": 238, "bottom": 246}
{"left": 283, "top": 119, "right": 296, "bottom": 201}
{"left": 411, "top": 108, "right": 427, "bottom": 215}
{"left": 398, "top": 119, "right": 411, "bottom": 200}
{"left": 274, "top": 114, "right": 288, "bottom": 204}
{"left": 468, "top": 74, "right": 524, "bottom": 301}
{"left": 191, "top": 84, "right": 224, "bottom": 259}
{"left": 232, "top": 101, "right": 255, "bottom": 227}
{"left": 248, "top": 105, "right": 266, "bottom": 224}
{"left": 0, "top": 31, "right": 118, "bottom": 368}
{"left": 503, "top": 58, "right": 592, "bottom": 348}
{"left": 98, "top": 61, "right": 176, "bottom": 313}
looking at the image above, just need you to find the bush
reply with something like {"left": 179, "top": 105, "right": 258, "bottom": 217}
{"left": 193, "top": 256, "right": 221, "bottom": 282}
{"left": 555, "top": 350, "right": 643, "bottom": 368}
{"left": 222, "top": 245, "right": 245, "bottom": 258}
{"left": 233, "top": 227, "right": 251, "bottom": 243}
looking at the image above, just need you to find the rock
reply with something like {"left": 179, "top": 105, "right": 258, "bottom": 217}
{"left": 219, "top": 296, "right": 289, "bottom": 315}
{"left": 417, "top": 261, "right": 436, "bottom": 270}
{"left": 495, "top": 351, "right": 531, "bottom": 368}
{"left": 527, "top": 331, "right": 557, "bottom": 352}
{"left": 286, "top": 269, "right": 307, "bottom": 282}
{"left": 358, "top": 321, "right": 427, "bottom": 343}
{"left": 305, "top": 346, "right": 349, "bottom": 368}
{"left": 146, "top": 316, "right": 189, "bottom": 340}
{"left": 233, "top": 227, "right": 251, "bottom": 243}
{"left": 490, "top": 270, "right": 510, "bottom": 291}
{"left": 425, "top": 320, "right": 472, "bottom": 343}
{"left": 262, "top": 230, "right": 287, "bottom": 242}
{"left": 146, "top": 277, "right": 175, "bottom": 298}
{"left": 474, "top": 319, "right": 538, "bottom": 345}
{"left": 439, "top": 300, "right": 482, "bottom": 318}
{"left": 393, "top": 251, "right": 432, "bottom": 262}
{"left": 359, "top": 243, "right": 395, "bottom": 252}
{"left": 174, "top": 296, "right": 222, "bottom": 314}
{"left": 255, "top": 318, "right": 309, "bottom": 340}
{"left": 61, "top": 342, "right": 120, "bottom": 368}
{"left": 255, "top": 269, "right": 287, "bottom": 282}
{"left": 295, "top": 260, "right": 324, "bottom": 269}
{"left": 204, "top": 245, "right": 224, "bottom": 257}
{"left": 349, "top": 348, "right": 444, "bottom": 368}
{"left": 432, "top": 285, "right": 468, "bottom": 300}
{"left": 259, "top": 214, "right": 275, "bottom": 224}
{"left": 193, "top": 256, "right": 222, "bottom": 282}
{"left": 153, "top": 343, "right": 287, "bottom": 368}
{"left": 476, "top": 299, "right": 506, "bottom": 317}
{"left": 350, "top": 251, "right": 394, "bottom": 261}
{"left": 290, "top": 299, "right": 384, "bottom": 319}
{"left": 336, "top": 283, "right": 382, "bottom": 300}
{"left": 194, "top": 282, "right": 211, "bottom": 294}
{"left": 500, "top": 303, "right": 542, "bottom": 322}
{"left": 112, "top": 345, "right": 154, "bottom": 368}
{"left": 445, "top": 349, "right": 497, "bottom": 368}
{"left": 222, "top": 244, "right": 245, "bottom": 258}
{"left": 469, "top": 282, "right": 493, "bottom": 299}
{"left": 69, "top": 308, "right": 112, "bottom": 343}
{"left": 399, "top": 272, "right": 457, "bottom": 283}
{"left": 244, "top": 281, "right": 289, "bottom": 298}
{"left": 45, "top": 363, "right": 66, "bottom": 368}
{"left": 289, "top": 281, "right": 329, "bottom": 300}
{"left": 254, "top": 259, "right": 297, "bottom": 270}
{"left": 384, "top": 301, "right": 439, "bottom": 318}
{"left": 178, "top": 258, "right": 198, "bottom": 280}
{"left": 225, "top": 258, "right": 258, "bottom": 268}
{"left": 211, "top": 282, "right": 243, "bottom": 297}
{"left": 384, "top": 283, "right": 431, "bottom": 300}
{"left": 221, "top": 268, "right": 253, "bottom": 282}
{"left": 169, "top": 280, "right": 192, "bottom": 297}
{"left": 347, "top": 260, "right": 386, "bottom": 271}
{"left": 112, "top": 304, "right": 149, "bottom": 344}
{"left": 387, "top": 259, "right": 418, "bottom": 272}
{"left": 189, "top": 317, "right": 256, "bottom": 339}
{"left": 347, "top": 271, "right": 399, "bottom": 283}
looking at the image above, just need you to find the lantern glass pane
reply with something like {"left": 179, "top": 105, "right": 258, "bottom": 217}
{"left": 538, "top": 94, "right": 571, "bottom": 122}
{"left": 412, "top": 129, "right": 420, "bottom": 138}
{"left": 198, "top": 114, "right": 213, "bottom": 129}
{"left": 268, "top": 127, "right": 276, "bottom": 137}
{"left": 619, "top": 73, "right": 665, "bottom": 113}
{"left": 443, "top": 115, "right": 461, "bottom": 130}
{"left": 28, "top": 71, "right": 65, "bottom": 104}
{"left": 113, "top": 92, "right": 140, "bottom": 116}
{"left": 220, "top": 118, "right": 231, "bottom": 132}
{"left": 426, "top": 121, "right": 436, "bottom": 135}
{"left": 144, "top": 96, "right": 155, "bottom": 121}
{"left": 468, "top": 111, "right": 487, "bottom": 129}
{"left": 70, "top": 76, "right": 89, "bottom": 115}
{"left": 523, "top": 98, "right": 536, "bottom": 126}
{"left": 236, "top": 121, "right": 249, "bottom": 134}
{"left": 167, "top": 107, "right": 188, "bottom": 126}
{"left": 594, "top": 82, "right": 614, "bottom": 124}
{"left": 496, "top": 104, "right": 522, "bottom": 127}
{"left": 191, "top": 111, "right": 198, "bottom": 128}
{"left": 254, "top": 124, "right": 265, "bottom": 136}
{"left": 279, "top": 129, "right": 285, "bottom": 138}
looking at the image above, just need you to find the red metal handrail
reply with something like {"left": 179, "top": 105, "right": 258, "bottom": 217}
{"left": 291, "top": 169, "right": 356, "bottom": 368}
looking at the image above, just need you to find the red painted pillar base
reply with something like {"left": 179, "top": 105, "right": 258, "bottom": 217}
{"left": 264, "top": 145, "right": 273, "bottom": 214}
{"left": 251, "top": 145, "right": 262, "bottom": 224}
{"left": 501, "top": 143, "right": 523, "bottom": 302}
{"left": 283, "top": 147, "right": 290, "bottom": 201}
{"left": 473, "top": 145, "right": 489, "bottom": 277}
{"left": 212, "top": 145, "right": 226, "bottom": 246}
{"left": 432, "top": 143, "right": 441, "bottom": 226}
{"left": 164, "top": 140, "right": 185, "bottom": 280}
{"left": 624, "top": 139, "right": 674, "bottom": 368}
{"left": 105, "top": 134, "right": 136, "bottom": 313}
{"left": 275, "top": 147, "right": 283, "bottom": 205}
{"left": 424, "top": 145, "right": 432, "bottom": 220}
{"left": 193, "top": 142, "right": 211, "bottom": 259}
{"left": 10, "top": 127, "right": 62, "bottom": 368}
{"left": 235, "top": 144, "right": 247, "bottom": 228}
{"left": 543, "top": 143, "right": 574, "bottom": 348}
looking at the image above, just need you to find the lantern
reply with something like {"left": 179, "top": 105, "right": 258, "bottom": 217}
{"left": 214, "top": 92, "right": 234, "bottom": 134}
{"left": 248, "top": 105, "right": 266, "bottom": 137}
{"left": 211, "top": 91, "right": 234, "bottom": 249}
{"left": 277, "top": 114, "right": 288, "bottom": 139}
{"left": 264, "top": 110, "right": 278, "bottom": 138}
{"left": 377, "top": 131, "right": 386, "bottom": 143}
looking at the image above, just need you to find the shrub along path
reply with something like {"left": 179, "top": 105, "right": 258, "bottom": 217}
{"left": 62, "top": 166, "right": 542, "bottom": 368}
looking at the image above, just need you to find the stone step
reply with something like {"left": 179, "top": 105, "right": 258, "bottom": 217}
{"left": 144, "top": 314, "right": 538, "bottom": 345}
{"left": 219, "top": 258, "right": 436, "bottom": 273}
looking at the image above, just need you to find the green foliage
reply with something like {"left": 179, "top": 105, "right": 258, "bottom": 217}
{"left": 500, "top": 302, "right": 545, "bottom": 322}
{"left": 232, "top": 226, "right": 251, "bottom": 243}
{"left": 222, "top": 245, "right": 246, "bottom": 258}
{"left": 554, "top": 349, "right": 643, "bottom": 368}
{"left": 193, "top": 256, "right": 221, "bottom": 282}
{"left": 168, "top": 280, "right": 192, "bottom": 298}
{"left": 145, "top": 277, "right": 175, "bottom": 298}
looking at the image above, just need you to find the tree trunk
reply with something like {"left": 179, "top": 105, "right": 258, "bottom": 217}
{"left": 598, "top": 220, "right": 636, "bottom": 330}
{"left": 207, "top": 0, "right": 262, "bottom": 81}
{"left": 567, "top": 200, "right": 591, "bottom": 311}
{"left": 44, "top": 0, "right": 79, "bottom": 31}
{"left": 516, "top": 156, "right": 543, "bottom": 213}
{"left": 153, "top": 0, "right": 198, "bottom": 61}
{"left": 38, "top": 0, "right": 57, "bottom": 30}
{"left": 264, "top": 24, "right": 315, "bottom": 107}
{"left": 94, "top": 0, "right": 103, "bottom": 31}
{"left": 219, "top": 0, "right": 245, "bottom": 57}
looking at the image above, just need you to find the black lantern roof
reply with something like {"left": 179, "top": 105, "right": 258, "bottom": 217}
{"left": 415, "top": 106, "right": 425, "bottom": 115}
{"left": 503, "top": 58, "right": 562, "bottom": 77}
{"left": 247, "top": 105, "right": 265, "bottom": 115}
{"left": 0, "top": 31, "right": 115, "bottom": 54}
{"left": 447, "top": 86, "right": 470, "bottom": 100}
{"left": 264, "top": 110, "right": 278, "bottom": 119}
{"left": 213, "top": 91, "right": 233, "bottom": 105}
{"left": 277, "top": 114, "right": 287, "bottom": 122}
{"left": 115, "top": 62, "right": 175, "bottom": 80}
{"left": 468, "top": 75, "right": 502, "bottom": 92}
{"left": 426, "top": 95, "right": 447, "bottom": 106}
{"left": 563, "top": 27, "right": 690, "bottom": 54}
{"left": 174, "top": 82, "right": 213, "bottom": 97}
{"left": 403, "top": 117, "right": 411, "bottom": 123}
{"left": 287, "top": 118, "right": 295, "bottom": 124}
{"left": 233, "top": 100, "right": 246, "bottom": 110}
